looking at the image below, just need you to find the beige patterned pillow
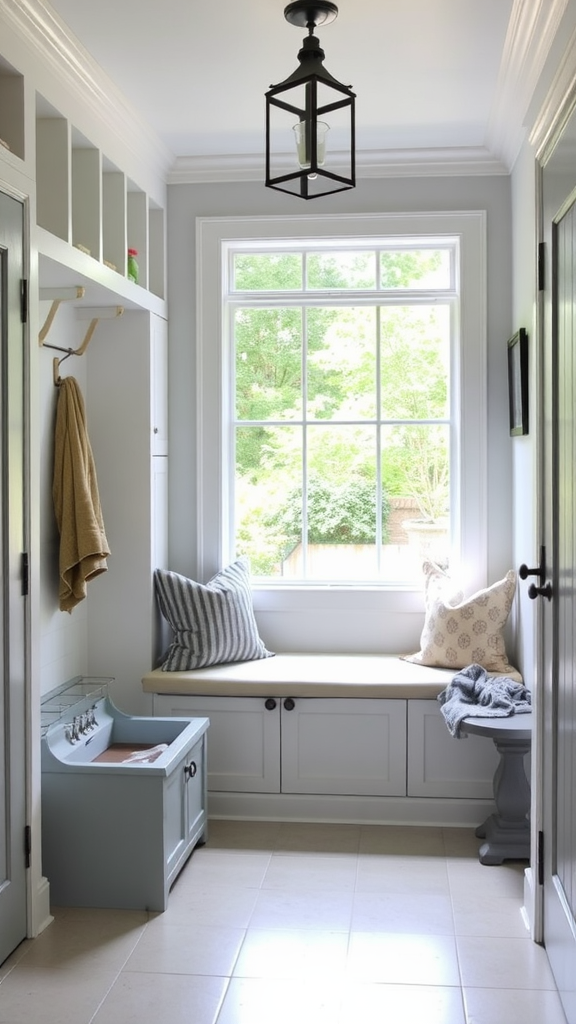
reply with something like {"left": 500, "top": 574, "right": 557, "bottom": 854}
{"left": 405, "top": 561, "right": 522, "bottom": 681}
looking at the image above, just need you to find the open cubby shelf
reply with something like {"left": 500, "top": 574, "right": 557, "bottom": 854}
{"left": 34, "top": 93, "right": 165, "bottom": 306}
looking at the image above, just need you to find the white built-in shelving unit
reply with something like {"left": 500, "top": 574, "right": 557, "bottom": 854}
{"left": 34, "top": 94, "right": 166, "bottom": 312}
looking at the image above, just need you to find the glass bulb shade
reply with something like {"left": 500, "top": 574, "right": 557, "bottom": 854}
{"left": 293, "top": 120, "right": 329, "bottom": 170}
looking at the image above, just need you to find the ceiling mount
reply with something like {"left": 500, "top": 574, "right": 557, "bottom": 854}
{"left": 283, "top": 2, "right": 339, "bottom": 30}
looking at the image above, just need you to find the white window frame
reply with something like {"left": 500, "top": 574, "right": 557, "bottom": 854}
{"left": 196, "top": 212, "right": 487, "bottom": 637}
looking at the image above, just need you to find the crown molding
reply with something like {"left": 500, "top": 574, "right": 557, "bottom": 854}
{"left": 168, "top": 146, "right": 508, "bottom": 186}
{"left": 486, "top": 0, "right": 569, "bottom": 170}
{"left": 529, "top": 20, "right": 576, "bottom": 162}
{"left": 1, "top": 0, "right": 173, "bottom": 184}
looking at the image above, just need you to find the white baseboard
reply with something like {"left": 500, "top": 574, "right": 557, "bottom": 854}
{"left": 523, "top": 866, "right": 542, "bottom": 941}
{"left": 29, "top": 875, "right": 53, "bottom": 938}
{"left": 207, "top": 791, "right": 494, "bottom": 827}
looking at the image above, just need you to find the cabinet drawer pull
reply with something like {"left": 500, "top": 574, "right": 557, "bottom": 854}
{"left": 184, "top": 761, "right": 197, "bottom": 780}
{"left": 283, "top": 697, "right": 295, "bottom": 711}
{"left": 264, "top": 698, "right": 277, "bottom": 711}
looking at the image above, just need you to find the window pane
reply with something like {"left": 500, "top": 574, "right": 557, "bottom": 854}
{"left": 380, "top": 305, "right": 450, "bottom": 420}
{"left": 233, "top": 253, "right": 302, "bottom": 290}
{"left": 380, "top": 249, "right": 451, "bottom": 289}
{"left": 291, "top": 425, "right": 382, "bottom": 581}
{"left": 307, "top": 251, "right": 376, "bottom": 289}
{"left": 235, "top": 425, "right": 302, "bottom": 577}
{"left": 381, "top": 421, "right": 450, "bottom": 548}
{"left": 379, "top": 422, "right": 450, "bottom": 582}
{"left": 307, "top": 307, "right": 377, "bottom": 420}
{"left": 234, "top": 308, "right": 302, "bottom": 420}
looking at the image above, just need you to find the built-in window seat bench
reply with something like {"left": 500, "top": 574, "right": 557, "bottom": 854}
{"left": 142, "top": 654, "right": 500, "bottom": 827}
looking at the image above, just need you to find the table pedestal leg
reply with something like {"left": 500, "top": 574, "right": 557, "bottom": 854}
{"left": 475, "top": 735, "right": 531, "bottom": 865}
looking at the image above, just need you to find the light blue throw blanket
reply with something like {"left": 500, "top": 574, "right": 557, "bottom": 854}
{"left": 437, "top": 663, "right": 532, "bottom": 738}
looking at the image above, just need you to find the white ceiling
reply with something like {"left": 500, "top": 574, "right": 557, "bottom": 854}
{"left": 43, "top": 0, "right": 560, "bottom": 177}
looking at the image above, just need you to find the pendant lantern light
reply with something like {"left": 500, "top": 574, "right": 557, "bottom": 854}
{"left": 265, "top": 1, "right": 355, "bottom": 199}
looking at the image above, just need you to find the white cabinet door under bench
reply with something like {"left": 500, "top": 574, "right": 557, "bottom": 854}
{"left": 407, "top": 700, "right": 500, "bottom": 799}
{"left": 153, "top": 694, "right": 406, "bottom": 797}
{"left": 281, "top": 696, "right": 406, "bottom": 796}
{"left": 154, "top": 694, "right": 280, "bottom": 793}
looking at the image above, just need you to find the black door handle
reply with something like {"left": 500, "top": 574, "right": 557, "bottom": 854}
{"left": 519, "top": 545, "right": 546, "bottom": 588}
{"left": 520, "top": 547, "right": 551, "bottom": 599}
{"left": 519, "top": 563, "right": 542, "bottom": 581}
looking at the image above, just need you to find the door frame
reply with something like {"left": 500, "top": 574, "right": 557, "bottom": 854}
{"left": 0, "top": 182, "right": 30, "bottom": 959}
{"left": 530, "top": 54, "right": 576, "bottom": 947}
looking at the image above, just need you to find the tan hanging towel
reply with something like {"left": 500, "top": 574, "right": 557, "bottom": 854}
{"left": 53, "top": 376, "right": 110, "bottom": 612}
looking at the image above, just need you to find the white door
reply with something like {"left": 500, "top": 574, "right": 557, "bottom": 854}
{"left": 0, "top": 191, "right": 27, "bottom": 964}
{"left": 540, "top": 100, "right": 576, "bottom": 1023}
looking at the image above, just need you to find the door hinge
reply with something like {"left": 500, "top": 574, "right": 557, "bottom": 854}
{"left": 21, "top": 552, "right": 29, "bottom": 597}
{"left": 538, "top": 242, "right": 545, "bottom": 292}
{"left": 24, "top": 825, "right": 31, "bottom": 869}
{"left": 538, "top": 829, "right": 544, "bottom": 885}
{"left": 20, "top": 279, "right": 28, "bottom": 324}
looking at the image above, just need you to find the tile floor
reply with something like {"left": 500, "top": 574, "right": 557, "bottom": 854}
{"left": 0, "top": 820, "right": 568, "bottom": 1024}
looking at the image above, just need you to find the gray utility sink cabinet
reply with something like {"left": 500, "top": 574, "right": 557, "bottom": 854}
{"left": 41, "top": 681, "right": 209, "bottom": 912}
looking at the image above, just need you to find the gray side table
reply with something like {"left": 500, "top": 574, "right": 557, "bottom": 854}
{"left": 460, "top": 714, "right": 532, "bottom": 865}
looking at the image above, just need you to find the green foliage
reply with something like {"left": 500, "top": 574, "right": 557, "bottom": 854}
{"left": 231, "top": 247, "right": 452, "bottom": 575}
{"left": 234, "top": 253, "right": 302, "bottom": 290}
{"left": 266, "top": 478, "right": 390, "bottom": 550}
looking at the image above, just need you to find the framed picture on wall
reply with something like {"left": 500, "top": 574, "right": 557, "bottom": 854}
{"left": 507, "top": 328, "right": 529, "bottom": 436}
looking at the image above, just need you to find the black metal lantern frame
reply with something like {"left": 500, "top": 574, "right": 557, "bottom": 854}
{"left": 266, "top": 2, "right": 355, "bottom": 200}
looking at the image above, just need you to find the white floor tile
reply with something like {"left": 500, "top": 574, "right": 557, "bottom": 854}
{"left": 123, "top": 922, "right": 245, "bottom": 976}
{"left": 339, "top": 982, "right": 466, "bottom": 1024}
{"left": 452, "top": 893, "right": 530, "bottom": 938}
{"left": 0, "top": 820, "right": 563, "bottom": 1024}
{"left": 179, "top": 849, "right": 272, "bottom": 889}
{"left": 275, "top": 822, "right": 361, "bottom": 854}
{"left": 355, "top": 853, "right": 450, "bottom": 895}
{"left": 206, "top": 820, "right": 282, "bottom": 850}
{"left": 0, "top": 966, "right": 118, "bottom": 1024}
{"left": 360, "top": 825, "right": 446, "bottom": 856}
{"left": 232, "top": 927, "right": 349, "bottom": 980}
{"left": 347, "top": 931, "right": 461, "bottom": 986}
{"left": 91, "top": 971, "right": 228, "bottom": 1024}
{"left": 447, "top": 857, "right": 525, "bottom": 899}
{"left": 456, "top": 935, "right": 558, "bottom": 990}
{"left": 249, "top": 887, "right": 354, "bottom": 931}
{"left": 216, "top": 977, "right": 342, "bottom": 1024}
{"left": 156, "top": 882, "right": 259, "bottom": 928}
{"left": 351, "top": 891, "right": 454, "bottom": 934}
{"left": 262, "top": 853, "right": 358, "bottom": 891}
{"left": 17, "top": 908, "right": 147, "bottom": 970}
{"left": 463, "top": 985, "right": 568, "bottom": 1024}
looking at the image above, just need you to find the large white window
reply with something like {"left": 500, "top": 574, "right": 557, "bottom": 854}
{"left": 228, "top": 243, "right": 453, "bottom": 584}
{"left": 197, "top": 213, "right": 487, "bottom": 606}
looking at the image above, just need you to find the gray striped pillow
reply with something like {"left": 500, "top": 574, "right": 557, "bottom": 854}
{"left": 155, "top": 559, "right": 274, "bottom": 671}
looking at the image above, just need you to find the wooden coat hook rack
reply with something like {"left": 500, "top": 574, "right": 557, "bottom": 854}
{"left": 38, "top": 289, "right": 124, "bottom": 385}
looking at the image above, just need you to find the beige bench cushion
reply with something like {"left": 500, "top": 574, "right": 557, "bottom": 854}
{"left": 142, "top": 654, "right": 455, "bottom": 700}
